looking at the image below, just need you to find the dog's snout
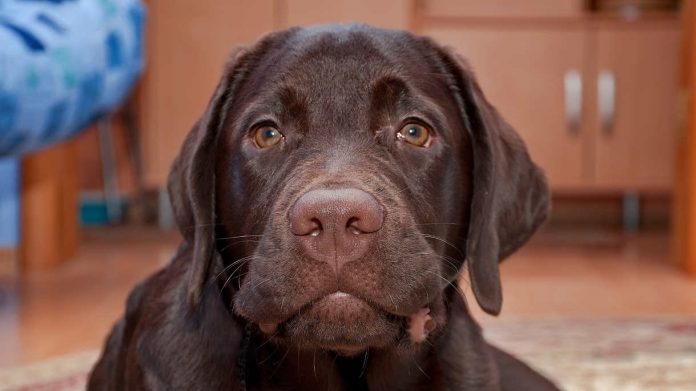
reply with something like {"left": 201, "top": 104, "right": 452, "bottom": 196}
{"left": 289, "top": 188, "right": 384, "bottom": 236}
{"left": 288, "top": 188, "right": 383, "bottom": 270}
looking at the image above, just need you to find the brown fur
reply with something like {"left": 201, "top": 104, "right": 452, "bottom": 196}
{"left": 89, "top": 25, "right": 557, "bottom": 390}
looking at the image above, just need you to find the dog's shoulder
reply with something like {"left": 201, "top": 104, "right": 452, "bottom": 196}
{"left": 87, "top": 247, "right": 187, "bottom": 390}
{"left": 89, "top": 243, "right": 246, "bottom": 390}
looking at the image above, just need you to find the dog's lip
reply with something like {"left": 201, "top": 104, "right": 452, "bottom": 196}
{"left": 274, "top": 291, "right": 401, "bottom": 351}
{"left": 260, "top": 292, "right": 438, "bottom": 350}
{"left": 257, "top": 292, "right": 358, "bottom": 333}
{"left": 254, "top": 291, "right": 403, "bottom": 334}
{"left": 327, "top": 291, "right": 353, "bottom": 300}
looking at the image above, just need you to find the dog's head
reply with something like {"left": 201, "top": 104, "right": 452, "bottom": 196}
{"left": 168, "top": 25, "right": 549, "bottom": 355}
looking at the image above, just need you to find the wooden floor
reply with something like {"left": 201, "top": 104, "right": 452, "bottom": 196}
{"left": 1, "top": 225, "right": 695, "bottom": 368}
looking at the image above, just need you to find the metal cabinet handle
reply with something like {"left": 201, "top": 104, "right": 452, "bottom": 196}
{"left": 564, "top": 69, "right": 582, "bottom": 134}
{"left": 598, "top": 70, "right": 616, "bottom": 135}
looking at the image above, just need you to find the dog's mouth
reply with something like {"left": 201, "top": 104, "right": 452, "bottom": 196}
{"left": 254, "top": 292, "right": 437, "bottom": 355}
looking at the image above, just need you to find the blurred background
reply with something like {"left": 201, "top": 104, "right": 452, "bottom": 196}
{"left": 1, "top": 0, "right": 696, "bottom": 389}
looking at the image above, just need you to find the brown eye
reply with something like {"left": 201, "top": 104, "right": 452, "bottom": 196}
{"left": 253, "top": 126, "right": 283, "bottom": 148}
{"left": 397, "top": 123, "right": 431, "bottom": 147}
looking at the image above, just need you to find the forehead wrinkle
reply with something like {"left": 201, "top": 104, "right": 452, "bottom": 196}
{"left": 290, "top": 61, "right": 376, "bottom": 130}
{"left": 401, "top": 94, "right": 451, "bottom": 135}
{"left": 369, "top": 73, "right": 452, "bottom": 138}
{"left": 234, "top": 101, "right": 278, "bottom": 133}
{"left": 233, "top": 83, "right": 309, "bottom": 127}
{"left": 276, "top": 84, "right": 310, "bottom": 129}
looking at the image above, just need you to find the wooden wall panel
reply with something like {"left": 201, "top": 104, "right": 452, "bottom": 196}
{"left": 140, "top": 0, "right": 276, "bottom": 188}
{"left": 420, "top": 0, "right": 585, "bottom": 19}
{"left": 282, "top": 0, "right": 411, "bottom": 29}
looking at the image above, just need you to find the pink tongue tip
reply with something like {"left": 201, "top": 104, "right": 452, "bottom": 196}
{"left": 408, "top": 307, "right": 436, "bottom": 343}
{"left": 259, "top": 322, "right": 278, "bottom": 334}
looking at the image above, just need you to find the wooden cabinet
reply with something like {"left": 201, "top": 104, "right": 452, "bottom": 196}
{"left": 426, "top": 24, "right": 590, "bottom": 189}
{"left": 423, "top": 19, "right": 680, "bottom": 193}
{"left": 592, "top": 21, "right": 680, "bottom": 191}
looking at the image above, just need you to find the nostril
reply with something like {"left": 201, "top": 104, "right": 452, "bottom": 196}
{"left": 309, "top": 218, "right": 322, "bottom": 237}
{"left": 346, "top": 217, "right": 362, "bottom": 235}
{"left": 288, "top": 204, "right": 324, "bottom": 235}
{"left": 346, "top": 204, "right": 383, "bottom": 235}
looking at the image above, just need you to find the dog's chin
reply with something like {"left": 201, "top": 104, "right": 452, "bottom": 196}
{"left": 278, "top": 292, "right": 402, "bottom": 356}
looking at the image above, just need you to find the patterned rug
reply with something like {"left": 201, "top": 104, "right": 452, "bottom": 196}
{"left": 0, "top": 351, "right": 97, "bottom": 391}
{"left": 1, "top": 318, "right": 695, "bottom": 390}
{"left": 484, "top": 318, "right": 696, "bottom": 391}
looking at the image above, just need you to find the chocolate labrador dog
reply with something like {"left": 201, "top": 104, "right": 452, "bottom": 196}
{"left": 88, "top": 25, "right": 557, "bottom": 390}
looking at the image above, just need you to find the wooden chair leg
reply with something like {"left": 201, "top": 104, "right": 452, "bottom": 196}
{"left": 20, "top": 141, "right": 79, "bottom": 270}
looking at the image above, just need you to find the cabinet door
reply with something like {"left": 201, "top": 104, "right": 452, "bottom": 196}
{"left": 424, "top": 25, "right": 590, "bottom": 190}
{"left": 593, "top": 21, "right": 680, "bottom": 191}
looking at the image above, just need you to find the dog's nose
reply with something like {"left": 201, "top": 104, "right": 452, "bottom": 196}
{"left": 289, "top": 188, "right": 383, "bottom": 271}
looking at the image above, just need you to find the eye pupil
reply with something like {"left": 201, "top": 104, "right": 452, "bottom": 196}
{"left": 398, "top": 123, "right": 431, "bottom": 147}
{"left": 253, "top": 125, "right": 283, "bottom": 148}
{"left": 264, "top": 128, "right": 277, "bottom": 139}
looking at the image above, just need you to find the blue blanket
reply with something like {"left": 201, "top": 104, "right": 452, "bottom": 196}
{"left": 0, "top": 0, "right": 146, "bottom": 155}
{"left": 0, "top": 0, "right": 146, "bottom": 248}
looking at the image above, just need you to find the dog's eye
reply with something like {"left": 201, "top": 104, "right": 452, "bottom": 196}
{"left": 397, "top": 123, "right": 431, "bottom": 147}
{"left": 253, "top": 126, "right": 283, "bottom": 148}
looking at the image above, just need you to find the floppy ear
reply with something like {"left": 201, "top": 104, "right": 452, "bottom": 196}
{"left": 432, "top": 45, "right": 551, "bottom": 315}
{"left": 166, "top": 46, "right": 250, "bottom": 310}
{"left": 167, "top": 29, "right": 296, "bottom": 310}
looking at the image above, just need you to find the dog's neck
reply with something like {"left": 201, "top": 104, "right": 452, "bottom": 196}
{"left": 241, "top": 336, "right": 445, "bottom": 391}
